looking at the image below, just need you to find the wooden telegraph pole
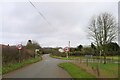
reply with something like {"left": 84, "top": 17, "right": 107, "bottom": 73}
{"left": 68, "top": 41, "right": 70, "bottom": 57}
{"left": 68, "top": 41, "right": 70, "bottom": 48}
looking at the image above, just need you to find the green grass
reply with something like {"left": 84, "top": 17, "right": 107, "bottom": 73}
{"left": 61, "top": 56, "right": 84, "bottom": 60}
{"left": 93, "top": 56, "right": 119, "bottom": 61}
{"left": 58, "top": 62, "right": 95, "bottom": 79}
{"left": 2, "top": 57, "right": 42, "bottom": 74}
{"left": 106, "top": 56, "right": 119, "bottom": 60}
{"left": 89, "top": 63, "right": 118, "bottom": 77}
{"left": 99, "top": 56, "right": 119, "bottom": 61}
{"left": 0, "top": 67, "right": 1, "bottom": 75}
{"left": 50, "top": 55, "right": 63, "bottom": 59}
{"left": 50, "top": 55, "right": 84, "bottom": 60}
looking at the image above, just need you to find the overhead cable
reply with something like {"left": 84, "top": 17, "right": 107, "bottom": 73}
{"left": 29, "top": 0, "right": 51, "bottom": 25}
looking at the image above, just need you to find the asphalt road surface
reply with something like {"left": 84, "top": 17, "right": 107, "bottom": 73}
{"left": 3, "top": 54, "right": 71, "bottom": 78}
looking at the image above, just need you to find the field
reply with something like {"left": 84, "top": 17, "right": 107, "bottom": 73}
{"left": 51, "top": 54, "right": 119, "bottom": 61}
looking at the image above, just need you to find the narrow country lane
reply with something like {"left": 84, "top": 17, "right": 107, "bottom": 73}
{"left": 3, "top": 54, "right": 71, "bottom": 78}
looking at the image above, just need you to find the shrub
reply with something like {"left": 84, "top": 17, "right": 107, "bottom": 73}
{"left": 2, "top": 45, "right": 35, "bottom": 66}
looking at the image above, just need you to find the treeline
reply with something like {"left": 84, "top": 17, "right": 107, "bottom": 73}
{"left": 2, "top": 40, "right": 42, "bottom": 66}
{"left": 51, "top": 42, "right": 120, "bottom": 57}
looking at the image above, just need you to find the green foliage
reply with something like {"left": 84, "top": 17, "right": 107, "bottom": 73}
{"left": 103, "top": 42, "right": 120, "bottom": 55}
{"left": 91, "top": 43, "right": 96, "bottom": 50}
{"left": 26, "top": 40, "right": 41, "bottom": 50}
{"left": 70, "top": 48, "right": 76, "bottom": 52}
{"left": 43, "top": 48, "right": 60, "bottom": 54}
{"left": 77, "top": 45, "right": 83, "bottom": 51}
{"left": 52, "top": 52, "right": 66, "bottom": 57}
{"left": 71, "top": 51, "right": 83, "bottom": 56}
{"left": 26, "top": 40, "right": 42, "bottom": 58}
{"left": 45, "top": 48, "right": 67, "bottom": 57}
{"left": 82, "top": 47, "right": 93, "bottom": 55}
{"left": 59, "top": 62, "right": 95, "bottom": 78}
{"left": 0, "top": 67, "right": 1, "bottom": 75}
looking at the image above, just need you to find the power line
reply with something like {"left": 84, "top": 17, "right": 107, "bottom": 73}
{"left": 28, "top": 0, "right": 51, "bottom": 25}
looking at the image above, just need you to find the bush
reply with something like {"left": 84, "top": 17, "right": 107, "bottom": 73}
{"left": 82, "top": 47, "right": 93, "bottom": 55}
{"left": 2, "top": 45, "right": 35, "bottom": 66}
{"left": 60, "top": 52, "right": 66, "bottom": 57}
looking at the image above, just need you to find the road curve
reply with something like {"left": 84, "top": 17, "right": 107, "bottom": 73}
{"left": 3, "top": 54, "right": 71, "bottom": 78}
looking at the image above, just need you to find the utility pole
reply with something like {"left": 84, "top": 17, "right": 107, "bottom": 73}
{"left": 68, "top": 41, "right": 70, "bottom": 48}
{"left": 64, "top": 41, "right": 70, "bottom": 58}
{"left": 68, "top": 41, "right": 70, "bottom": 57}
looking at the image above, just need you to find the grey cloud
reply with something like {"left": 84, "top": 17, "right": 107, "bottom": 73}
{"left": 1, "top": 2, "right": 118, "bottom": 47}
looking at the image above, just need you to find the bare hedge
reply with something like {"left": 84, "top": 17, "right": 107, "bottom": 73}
{"left": 2, "top": 45, "right": 35, "bottom": 66}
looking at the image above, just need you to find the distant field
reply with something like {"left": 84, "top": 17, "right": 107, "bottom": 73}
{"left": 51, "top": 54, "right": 119, "bottom": 61}
{"left": 103, "top": 56, "right": 119, "bottom": 60}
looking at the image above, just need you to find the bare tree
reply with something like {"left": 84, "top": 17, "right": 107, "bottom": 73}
{"left": 88, "top": 12, "right": 117, "bottom": 64}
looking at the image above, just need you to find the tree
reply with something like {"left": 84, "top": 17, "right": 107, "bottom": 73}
{"left": 91, "top": 43, "right": 98, "bottom": 56}
{"left": 103, "top": 42, "right": 119, "bottom": 55}
{"left": 26, "top": 40, "right": 41, "bottom": 50}
{"left": 77, "top": 45, "right": 83, "bottom": 51}
{"left": 83, "top": 47, "right": 93, "bottom": 55}
{"left": 91, "top": 43, "right": 96, "bottom": 50}
{"left": 28, "top": 40, "right": 32, "bottom": 44}
{"left": 26, "top": 40, "right": 42, "bottom": 58}
{"left": 88, "top": 12, "right": 117, "bottom": 64}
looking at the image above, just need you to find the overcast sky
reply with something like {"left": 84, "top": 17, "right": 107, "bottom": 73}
{"left": 1, "top": 1, "right": 118, "bottom": 47}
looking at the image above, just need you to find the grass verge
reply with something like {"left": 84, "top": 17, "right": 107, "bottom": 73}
{"left": 89, "top": 63, "right": 118, "bottom": 77}
{"left": 0, "top": 67, "right": 1, "bottom": 75}
{"left": 58, "top": 62, "right": 95, "bottom": 79}
{"left": 50, "top": 54, "right": 84, "bottom": 60}
{"left": 2, "top": 57, "right": 42, "bottom": 74}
